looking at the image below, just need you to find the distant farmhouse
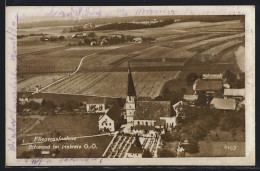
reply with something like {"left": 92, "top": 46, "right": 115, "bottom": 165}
{"left": 18, "top": 93, "right": 43, "bottom": 105}
{"left": 183, "top": 94, "right": 198, "bottom": 105}
{"left": 193, "top": 79, "right": 223, "bottom": 94}
{"left": 84, "top": 98, "right": 106, "bottom": 113}
{"left": 202, "top": 73, "right": 223, "bottom": 80}
{"left": 210, "top": 98, "right": 236, "bottom": 111}
{"left": 224, "top": 89, "right": 245, "bottom": 100}
{"left": 132, "top": 37, "right": 142, "bottom": 43}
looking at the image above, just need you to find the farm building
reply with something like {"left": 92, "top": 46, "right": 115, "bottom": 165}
{"left": 18, "top": 92, "right": 43, "bottom": 105}
{"left": 202, "top": 73, "right": 223, "bottom": 80}
{"left": 84, "top": 98, "right": 106, "bottom": 113}
{"left": 126, "top": 144, "right": 143, "bottom": 158}
{"left": 98, "top": 104, "right": 122, "bottom": 132}
{"left": 224, "top": 89, "right": 245, "bottom": 100}
{"left": 183, "top": 94, "right": 198, "bottom": 105}
{"left": 98, "top": 100, "right": 123, "bottom": 132}
{"left": 210, "top": 98, "right": 236, "bottom": 111}
{"left": 132, "top": 37, "right": 143, "bottom": 43}
{"left": 193, "top": 79, "right": 223, "bottom": 95}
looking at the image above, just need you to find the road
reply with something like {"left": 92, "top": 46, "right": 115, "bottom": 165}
{"left": 32, "top": 43, "right": 137, "bottom": 94}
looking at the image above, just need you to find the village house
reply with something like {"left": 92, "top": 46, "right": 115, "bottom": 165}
{"left": 224, "top": 89, "right": 245, "bottom": 101}
{"left": 193, "top": 78, "right": 223, "bottom": 104}
{"left": 210, "top": 98, "right": 236, "bottom": 111}
{"left": 108, "top": 33, "right": 124, "bottom": 39}
{"left": 183, "top": 94, "right": 198, "bottom": 105}
{"left": 193, "top": 79, "right": 223, "bottom": 94}
{"left": 132, "top": 37, "right": 142, "bottom": 43}
{"left": 202, "top": 73, "right": 223, "bottom": 80}
{"left": 18, "top": 92, "right": 43, "bottom": 105}
{"left": 84, "top": 98, "right": 106, "bottom": 114}
{"left": 98, "top": 105, "right": 121, "bottom": 132}
{"left": 126, "top": 144, "right": 143, "bottom": 158}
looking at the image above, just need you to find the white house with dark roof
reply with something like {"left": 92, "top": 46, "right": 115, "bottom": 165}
{"left": 84, "top": 98, "right": 106, "bottom": 113}
{"left": 210, "top": 98, "right": 236, "bottom": 111}
{"left": 98, "top": 104, "right": 121, "bottom": 132}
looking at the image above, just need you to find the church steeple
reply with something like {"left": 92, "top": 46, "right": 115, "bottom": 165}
{"left": 125, "top": 62, "right": 136, "bottom": 124}
{"left": 127, "top": 62, "right": 136, "bottom": 97}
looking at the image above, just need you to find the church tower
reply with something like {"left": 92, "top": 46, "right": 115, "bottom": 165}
{"left": 126, "top": 62, "right": 136, "bottom": 124}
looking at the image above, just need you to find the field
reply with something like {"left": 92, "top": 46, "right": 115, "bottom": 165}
{"left": 26, "top": 114, "right": 100, "bottom": 136}
{"left": 17, "top": 19, "right": 245, "bottom": 98}
{"left": 42, "top": 72, "right": 179, "bottom": 98}
{"left": 17, "top": 117, "right": 38, "bottom": 134}
{"left": 17, "top": 114, "right": 113, "bottom": 158}
{"left": 17, "top": 73, "right": 68, "bottom": 92}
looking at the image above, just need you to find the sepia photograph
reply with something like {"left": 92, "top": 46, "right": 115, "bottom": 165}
{"left": 5, "top": 6, "right": 255, "bottom": 166}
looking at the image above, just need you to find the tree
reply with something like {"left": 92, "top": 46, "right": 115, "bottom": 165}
{"left": 223, "top": 70, "right": 236, "bottom": 88}
{"left": 183, "top": 141, "right": 199, "bottom": 154}
{"left": 41, "top": 99, "right": 46, "bottom": 106}
{"left": 88, "top": 31, "right": 96, "bottom": 37}
{"left": 58, "top": 36, "right": 65, "bottom": 41}
{"left": 83, "top": 38, "right": 91, "bottom": 45}
{"left": 143, "top": 149, "right": 152, "bottom": 158}
{"left": 161, "top": 88, "right": 183, "bottom": 105}
{"left": 27, "top": 101, "right": 40, "bottom": 111}
{"left": 135, "top": 134, "right": 142, "bottom": 148}
{"left": 186, "top": 73, "right": 198, "bottom": 85}
{"left": 158, "top": 149, "right": 176, "bottom": 157}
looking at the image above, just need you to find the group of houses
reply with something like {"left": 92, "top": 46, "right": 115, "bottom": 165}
{"left": 181, "top": 73, "right": 245, "bottom": 111}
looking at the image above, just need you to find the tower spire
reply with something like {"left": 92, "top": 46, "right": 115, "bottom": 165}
{"left": 127, "top": 62, "right": 136, "bottom": 96}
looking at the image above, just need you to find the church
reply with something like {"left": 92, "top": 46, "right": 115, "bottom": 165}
{"left": 124, "top": 63, "right": 177, "bottom": 137}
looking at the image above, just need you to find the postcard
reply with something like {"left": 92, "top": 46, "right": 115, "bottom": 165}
{"left": 6, "top": 6, "right": 255, "bottom": 166}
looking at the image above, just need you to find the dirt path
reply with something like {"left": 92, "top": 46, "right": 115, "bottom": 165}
{"left": 32, "top": 43, "right": 137, "bottom": 94}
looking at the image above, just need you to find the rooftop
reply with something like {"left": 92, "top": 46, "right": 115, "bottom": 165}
{"left": 134, "top": 101, "right": 171, "bottom": 120}
{"left": 202, "top": 73, "right": 223, "bottom": 80}
{"left": 84, "top": 98, "right": 106, "bottom": 104}
{"left": 210, "top": 98, "right": 236, "bottom": 110}
{"left": 133, "top": 125, "right": 155, "bottom": 130}
{"left": 154, "top": 120, "right": 166, "bottom": 126}
{"left": 193, "top": 79, "right": 223, "bottom": 91}
{"left": 183, "top": 95, "right": 198, "bottom": 101}
{"left": 224, "top": 89, "right": 245, "bottom": 97}
{"left": 173, "top": 101, "right": 188, "bottom": 108}
{"left": 104, "top": 104, "right": 121, "bottom": 121}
